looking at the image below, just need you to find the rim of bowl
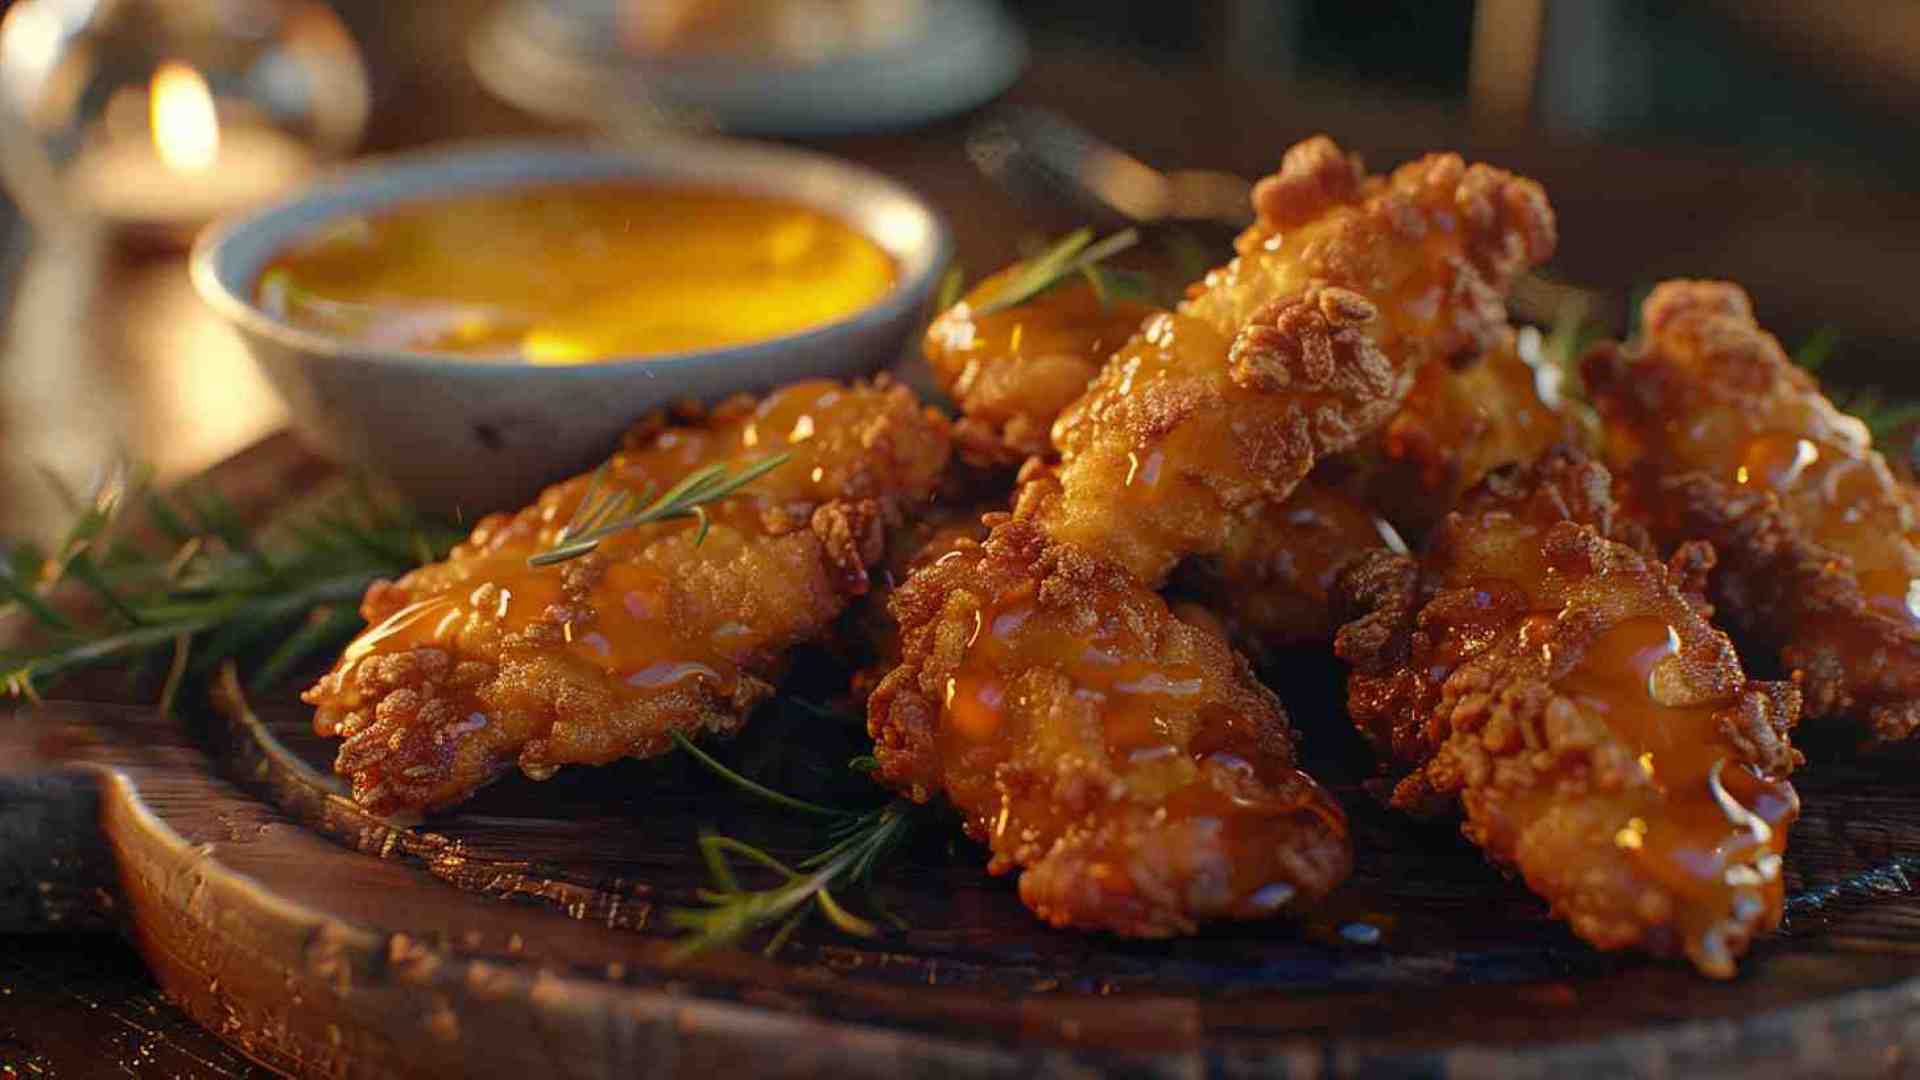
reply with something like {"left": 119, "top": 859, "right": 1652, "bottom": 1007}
{"left": 189, "top": 136, "right": 953, "bottom": 378}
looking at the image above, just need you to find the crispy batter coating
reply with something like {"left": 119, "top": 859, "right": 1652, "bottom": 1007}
{"left": 924, "top": 271, "right": 1156, "bottom": 465}
{"left": 305, "top": 378, "right": 951, "bottom": 815}
{"left": 1031, "top": 136, "right": 1557, "bottom": 584}
{"left": 867, "top": 517, "right": 1352, "bottom": 936}
{"left": 1173, "top": 475, "right": 1402, "bottom": 656}
{"left": 1175, "top": 331, "right": 1568, "bottom": 657}
{"left": 1360, "top": 329, "right": 1575, "bottom": 539}
{"left": 1584, "top": 281, "right": 1920, "bottom": 742}
{"left": 1334, "top": 449, "right": 1801, "bottom": 976}
{"left": 841, "top": 497, "right": 997, "bottom": 704}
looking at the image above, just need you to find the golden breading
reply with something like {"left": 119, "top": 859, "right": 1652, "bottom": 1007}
{"left": 304, "top": 378, "right": 951, "bottom": 815}
{"left": 1584, "top": 281, "right": 1920, "bottom": 742}
{"left": 1172, "top": 475, "right": 1400, "bottom": 657}
{"left": 1360, "top": 329, "right": 1575, "bottom": 540}
{"left": 868, "top": 517, "right": 1352, "bottom": 936}
{"left": 840, "top": 496, "right": 997, "bottom": 705}
{"left": 1029, "top": 136, "right": 1557, "bottom": 585}
{"left": 1335, "top": 448, "right": 1800, "bottom": 977}
{"left": 923, "top": 272, "right": 1156, "bottom": 464}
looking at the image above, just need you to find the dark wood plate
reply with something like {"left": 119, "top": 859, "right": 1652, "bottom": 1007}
{"left": 8, "top": 436, "right": 1920, "bottom": 1078}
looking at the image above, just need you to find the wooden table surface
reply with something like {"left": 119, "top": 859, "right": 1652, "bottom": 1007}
{"left": 7, "top": 35, "right": 1920, "bottom": 1078}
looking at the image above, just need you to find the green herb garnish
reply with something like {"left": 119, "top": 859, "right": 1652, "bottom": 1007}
{"left": 1080, "top": 261, "right": 1158, "bottom": 309}
{"left": 973, "top": 227, "right": 1141, "bottom": 315}
{"left": 529, "top": 453, "right": 791, "bottom": 568}
{"left": 1793, "top": 327, "right": 1840, "bottom": 373}
{"left": 934, "top": 264, "right": 968, "bottom": 312}
{"left": 665, "top": 730, "right": 920, "bottom": 959}
{"left": 0, "top": 467, "right": 461, "bottom": 708}
{"left": 1787, "top": 330, "right": 1920, "bottom": 449}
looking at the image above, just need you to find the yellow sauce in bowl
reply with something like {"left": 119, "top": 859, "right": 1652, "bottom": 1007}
{"left": 254, "top": 183, "right": 897, "bottom": 363}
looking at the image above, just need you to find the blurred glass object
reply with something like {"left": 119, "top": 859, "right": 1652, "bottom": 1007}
{"left": 0, "top": 0, "right": 369, "bottom": 246}
{"left": 471, "top": 0, "right": 1025, "bottom": 135}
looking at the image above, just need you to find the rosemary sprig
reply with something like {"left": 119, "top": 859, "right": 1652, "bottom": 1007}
{"left": 1793, "top": 327, "right": 1840, "bottom": 373}
{"left": 665, "top": 729, "right": 920, "bottom": 959}
{"left": 934, "top": 264, "right": 968, "bottom": 312}
{"left": 0, "top": 467, "right": 461, "bottom": 707}
{"left": 528, "top": 453, "right": 791, "bottom": 568}
{"left": 1787, "top": 329, "right": 1920, "bottom": 450}
{"left": 973, "top": 227, "right": 1142, "bottom": 315}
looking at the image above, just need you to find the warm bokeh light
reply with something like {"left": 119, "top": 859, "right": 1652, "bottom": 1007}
{"left": 150, "top": 61, "right": 219, "bottom": 174}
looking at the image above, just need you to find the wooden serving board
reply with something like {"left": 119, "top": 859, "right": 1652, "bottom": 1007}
{"left": 10, "top": 434, "right": 1920, "bottom": 1078}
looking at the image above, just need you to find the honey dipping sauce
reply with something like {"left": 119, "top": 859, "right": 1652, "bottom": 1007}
{"left": 255, "top": 183, "right": 896, "bottom": 363}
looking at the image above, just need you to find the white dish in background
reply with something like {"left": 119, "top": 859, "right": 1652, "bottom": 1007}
{"left": 469, "top": 0, "right": 1026, "bottom": 136}
{"left": 192, "top": 138, "right": 951, "bottom": 514}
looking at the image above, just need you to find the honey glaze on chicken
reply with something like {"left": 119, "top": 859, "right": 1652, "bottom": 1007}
{"left": 1337, "top": 448, "right": 1800, "bottom": 975}
{"left": 1174, "top": 477, "right": 1402, "bottom": 657}
{"left": 1030, "top": 137, "right": 1557, "bottom": 586}
{"left": 1729, "top": 433, "right": 1920, "bottom": 625}
{"left": 924, "top": 272, "right": 1157, "bottom": 463}
{"left": 306, "top": 378, "right": 950, "bottom": 815}
{"left": 1584, "top": 281, "right": 1920, "bottom": 739}
{"left": 869, "top": 517, "right": 1351, "bottom": 936}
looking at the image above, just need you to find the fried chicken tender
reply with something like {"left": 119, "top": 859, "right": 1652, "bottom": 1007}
{"left": 1172, "top": 476, "right": 1402, "bottom": 656}
{"left": 1584, "top": 281, "right": 1920, "bottom": 742}
{"left": 1360, "top": 329, "right": 1575, "bottom": 539}
{"left": 867, "top": 517, "right": 1352, "bottom": 936}
{"left": 1334, "top": 448, "right": 1800, "bottom": 976}
{"left": 1030, "top": 136, "right": 1557, "bottom": 584}
{"left": 840, "top": 497, "right": 996, "bottom": 704}
{"left": 1169, "top": 330, "right": 1568, "bottom": 656}
{"left": 305, "top": 378, "right": 951, "bottom": 815}
{"left": 924, "top": 271, "right": 1156, "bottom": 464}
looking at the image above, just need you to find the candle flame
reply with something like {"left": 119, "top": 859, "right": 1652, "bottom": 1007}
{"left": 151, "top": 61, "right": 219, "bottom": 174}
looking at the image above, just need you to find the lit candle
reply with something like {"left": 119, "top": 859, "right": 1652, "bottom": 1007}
{"left": 67, "top": 61, "right": 316, "bottom": 235}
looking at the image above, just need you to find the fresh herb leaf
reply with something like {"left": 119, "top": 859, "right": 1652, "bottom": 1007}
{"left": 934, "top": 264, "right": 967, "bottom": 312}
{"left": 1786, "top": 330, "right": 1920, "bottom": 451}
{"left": 1080, "top": 262, "right": 1157, "bottom": 309}
{"left": 973, "top": 227, "right": 1141, "bottom": 316}
{"left": 669, "top": 729, "right": 843, "bottom": 820}
{"left": 667, "top": 800, "right": 918, "bottom": 960}
{"left": 529, "top": 453, "right": 791, "bottom": 568}
{"left": 1794, "top": 327, "right": 1840, "bottom": 373}
{"left": 665, "top": 729, "right": 921, "bottom": 957}
{"left": 0, "top": 469, "right": 460, "bottom": 709}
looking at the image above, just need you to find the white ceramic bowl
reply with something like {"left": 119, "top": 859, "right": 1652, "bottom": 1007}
{"left": 191, "top": 138, "right": 950, "bottom": 513}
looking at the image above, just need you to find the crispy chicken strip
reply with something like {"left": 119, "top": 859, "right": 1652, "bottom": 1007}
{"left": 1584, "top": 281, "right": 1920, "bottom": 742}
{"left": 1030, "top": 136, "right": 1557, "bottom": 584}
{"left": 868, "top": 517, "right": 1352, "bottom": 936}
{"left": 1334, "top": 448, "right": 1800, "bottom": 976}
{"left": 1172, "top": 476, "right": 1403, "bottom": 657}
{"left": 1177, "top": 328, "right": 1569, "bottom": 656}
{"left": 305, "top": 378, "right": 951, "bottom": 815}
{"left": 1359, "top": 328, "right": 1575, "bottom": 539}
{"left": 924, "top": 271, "right": 1156, "bottom": 464}
{"left": 924, "top": 256, "right": 1387, "bottom": 655}
{"left": 841, "top": 497, "right": 996, "bottom": 705}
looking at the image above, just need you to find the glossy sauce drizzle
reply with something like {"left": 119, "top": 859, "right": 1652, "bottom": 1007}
{"left": 926, "top": 271, "right": 1153, "bottom": 392}
{"left": 1557, "top": 615, "right": 1797, "bottom": 954}
{"left": 935, "top": 570, "right": 1336, "bottom": 912}
{"left": 320, "top": 379, "right": 894, "bottom": 709}
{"left": 1734, "top": 432, "right": 1920, "bottom": 625}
